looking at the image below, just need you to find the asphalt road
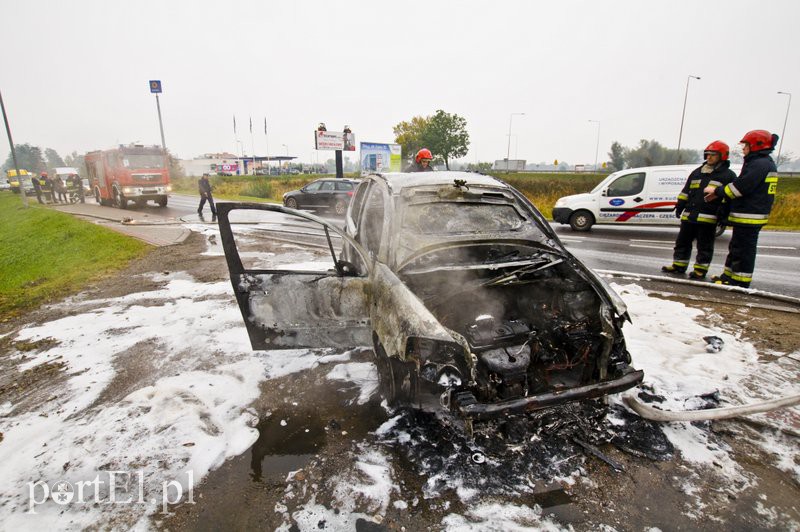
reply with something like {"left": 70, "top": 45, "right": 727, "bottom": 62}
{"left": 550, "top": 223, "right": 800, "bottom": 298}
{"left": 156, "top": 194, "right": 800, "bottom": 298}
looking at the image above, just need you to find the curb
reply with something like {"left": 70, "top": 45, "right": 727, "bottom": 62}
{"left": 596, "top": 269, "right": 800, "bottom": 306}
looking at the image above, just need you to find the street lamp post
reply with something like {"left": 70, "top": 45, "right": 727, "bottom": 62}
{"left": 588, "top": 120, "right": 601, "bottom": 171}
{"left": 777, "top": 91, "right": 792, "bottom": 167}
{"left": 506, "top": 112, "right": 525, "bottom": 172}
{"left": 677, "top": 75, "right": 701, "bottom": 164}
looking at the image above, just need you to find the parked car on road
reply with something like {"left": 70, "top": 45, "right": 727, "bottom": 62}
{"left": 219, "top": 172, "right": 643, "bottom": 430}
{"left": 282, "top": 178, "right": 360, "bottom": 216}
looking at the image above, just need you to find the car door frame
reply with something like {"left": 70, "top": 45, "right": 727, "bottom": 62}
{"left": 216, "top": 202, "right": 374, "bottom": 350}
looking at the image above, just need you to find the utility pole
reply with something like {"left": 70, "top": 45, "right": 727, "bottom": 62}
{"left": 0, "top": 89, "right": 28, "bottom": 207}
{"left": 677, "top": 75, "right": 701, "bottom": 164}
{"left": 776, "top": 91, "right": 792, "bottom": 168}
{"left": 149, "top": 80, "right": 168, "bottom": 170}
{"left": 506, "top": 113, "right": 524, "bottom": 172}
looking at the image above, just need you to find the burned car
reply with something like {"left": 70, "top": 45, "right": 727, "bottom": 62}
{"left": 217, "top": 172, "right": 643, "bottom": 425}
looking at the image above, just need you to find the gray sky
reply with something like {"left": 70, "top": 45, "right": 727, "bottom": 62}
{"left": 2, "top": 0, "right": 799, "bottom": 165}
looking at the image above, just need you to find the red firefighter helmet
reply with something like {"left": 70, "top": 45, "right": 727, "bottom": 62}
{"left": 740, "top": 130, "right": 774, "bottom": 151}
{"left": 415, "top": 148, "right": 433, "bottom": 164}
{"left": 704, "top": 140, "right": 730, "bottom": 161}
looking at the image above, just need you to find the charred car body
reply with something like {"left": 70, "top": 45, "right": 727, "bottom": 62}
{"left": 217, "top": 172, "right": 643, "bottom": 425}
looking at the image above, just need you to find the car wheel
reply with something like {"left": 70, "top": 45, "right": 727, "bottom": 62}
{"left": 373, "top": 340, "right": 417, "bottom": 407}
{"left": 285, "top": 197, "right": 298, "bottom": 209}
{"left": 334, "top": 199, "right": 347, "bottom": 216}
{"left": 714, "top": 222, "right": 726, "bottom": 238}
{"left": 114, "top": 188, "right": 128, "bottom": 209}
{"left": 158, "top": 196, "right": 168, "bottom": 207}
{"left": 569, "top": 210, "right": 594, "bottom": 232}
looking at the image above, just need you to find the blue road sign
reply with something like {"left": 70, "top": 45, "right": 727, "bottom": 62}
{"left": 149, "top": 80, "right": 162, "bottom": 94}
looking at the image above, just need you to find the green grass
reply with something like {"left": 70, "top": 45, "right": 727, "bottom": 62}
{"left": 0, "top": 192, "right": 150, "bottom": 319}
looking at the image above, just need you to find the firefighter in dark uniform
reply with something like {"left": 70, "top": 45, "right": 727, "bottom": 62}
{"left": 197, "top": 173, "right": 217, "bottom": 219}
{"left": 662, "top": 141, "right": 736, "bottom": 279}
{"left": 704, "top": 129, "right": 779, "bottom": 288}
{"left": 405, "top": 148, "right": 434, "bottom": 172}
{"left": 32, "top": 172, "right": 45, "bottom": 204}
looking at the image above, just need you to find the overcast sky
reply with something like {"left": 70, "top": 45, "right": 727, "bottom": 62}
{"left": 2, "top": 0, "right": 799, "bottom": 166}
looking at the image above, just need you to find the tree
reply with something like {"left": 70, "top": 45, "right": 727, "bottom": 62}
{"left": 2, "top": 143, "right": 46, "bottom": 173}
{"left": 64, "top": 151, "right": 86, "bottom": 177}
{"left": 608, "top": 141, "right": 625, "bottom": 171}
{"left": 167, "top": 151, "right": 185, "bottom": 179}
{"left": 393, "top": 115, "right": 431, "bottom": 163}
{"left": 45, "top": 148, "right": 65, "bottom": 169}
{"left": 466, "top": 161, "right": 493, "bottom": 173}
{"left": 421, "top": 110, "right": 470, "bottom": 170}
{"left": 622, "top": 139, "right": 700, "bottom": 168}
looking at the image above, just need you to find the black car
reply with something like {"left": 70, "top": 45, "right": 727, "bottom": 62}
{"left": 282, "top": 178, "right": 359, "bottom": 215}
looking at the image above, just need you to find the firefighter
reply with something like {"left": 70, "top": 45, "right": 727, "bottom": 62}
{"left": 197, "top": 173, "right": 217, "bottom": 219}
{"left": 406, "top": 148, "right": 434, "bottom": 172}
{"left": 703, "top": 130, "right": 779, "bottom": 288}
{"left": 43, "top": 172, "right": 58, "bottom": 204}
{"left": 32, "top": 172, "right": 45, "bottom": 204}
{"left": 661, "top": 141, "right": 736, "bottom": 279}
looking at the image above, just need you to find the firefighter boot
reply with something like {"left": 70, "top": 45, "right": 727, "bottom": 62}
{"left": 661, "top": 265, "right": 687, "bottom": 275}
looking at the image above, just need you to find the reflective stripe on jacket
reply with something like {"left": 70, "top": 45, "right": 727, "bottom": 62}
{"left": 676, "top": 161, "right": 735, "bottom": 224}
{"left": 714, "top": 152, "right": 777, "bottom": 227}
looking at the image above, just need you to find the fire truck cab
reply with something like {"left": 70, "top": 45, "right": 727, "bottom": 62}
{"left": 85, "top": 144, "right": 171, "bottom": 208}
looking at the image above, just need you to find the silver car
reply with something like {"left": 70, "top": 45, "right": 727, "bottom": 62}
{"left": 217, "top": 172, "right": 643, "bottom": 426}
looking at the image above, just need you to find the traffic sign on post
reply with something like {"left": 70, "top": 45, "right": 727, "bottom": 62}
{"left": 149, "top": 80, "right": 162, "bottom": 94}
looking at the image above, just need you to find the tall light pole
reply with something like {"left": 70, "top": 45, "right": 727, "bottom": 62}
{"left": 777, "top": 91, "right": 792, "bottom": 167}
{"left": 677, "top": 75, "right": 701, "bottom": 164}
{"left": 588, "top": 119, "right": 601, "bottom": 171}
{"left": 506, "top": 112, "right": 525, "bottom": 172}
{"left": 0, "top": 89, "right": 27, "bottom": 207}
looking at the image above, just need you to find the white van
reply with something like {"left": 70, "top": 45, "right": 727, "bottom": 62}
{"left": 552, "top": 164, "right": 740, "bottom": 232}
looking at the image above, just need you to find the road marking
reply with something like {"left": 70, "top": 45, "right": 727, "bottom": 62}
{"left": 756, "top": 253, "right": 800, "bottom": 261}
{"left": 559, "top": 237, "right": 584, "bottom": 243}
{"left": 630, "top": 239, "right": 672, "bottom": 244}
{"left": 758, "top": 245, "right": 796, "bottom": 250}
{"left": 629, "top": 244, "right": 673, "bottom": 250}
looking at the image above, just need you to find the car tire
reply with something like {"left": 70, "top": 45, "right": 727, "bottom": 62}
{"left": 158, "top": 196, "right": 168, "bottom": 207}
{"left": 285, "top": 197, "right": 298, "bottom": 209}
{"left": 569, "top": 210, "right": 594, "bottom": 232}
{"left": 114, "top": 188, "right": 128, "bottom": 209}
{"left": 334, "top": 199, "right": 347, "bottom": 216}
{"left": 373, "top": 339, "right": 417, "bottom": 407}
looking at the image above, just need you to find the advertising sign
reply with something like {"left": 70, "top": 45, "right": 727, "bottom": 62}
{"left": 360, "top": 142, "right": 402, "bottom": 175}
{"left": 213, "top": 162, "right": 239, "bottom": 175}
{"left": 315, "top": 130, "right": 356, "bottom": 151}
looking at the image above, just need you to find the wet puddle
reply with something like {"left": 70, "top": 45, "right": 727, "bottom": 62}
{"left": 249, "top": 411, "right": 327, "bottom": 484}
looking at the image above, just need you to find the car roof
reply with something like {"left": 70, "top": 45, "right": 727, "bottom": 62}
{"left": 368, "top": 171, "right": 508, "bottom": 195}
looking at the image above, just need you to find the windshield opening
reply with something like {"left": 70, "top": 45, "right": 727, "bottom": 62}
{"left": 122, "top": 154, "right": 164, "bottom": 169}
{"left": 403, "top": 202, "right": 526, "bottom": 235}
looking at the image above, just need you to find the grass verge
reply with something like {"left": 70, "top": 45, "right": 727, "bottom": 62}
{"left": 0, "top": 192, "right": 150, "bottom": 320}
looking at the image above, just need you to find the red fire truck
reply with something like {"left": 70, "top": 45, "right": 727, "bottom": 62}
{"left": 85, "top": 144, "right": 171, "bottom": 208}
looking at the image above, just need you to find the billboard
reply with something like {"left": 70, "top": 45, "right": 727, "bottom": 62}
{"left": 315, "top": 130, "right": 356, "bottom": 151}
{"left": 492, "top": 159, "right": 526, "bottom": 171}
{"left": 360, "top": 142, "right": 402, "bottom": 175}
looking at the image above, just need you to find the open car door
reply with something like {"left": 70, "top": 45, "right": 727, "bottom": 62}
{"left": 216, "top": 203, "right": 372, "bottom": 350}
